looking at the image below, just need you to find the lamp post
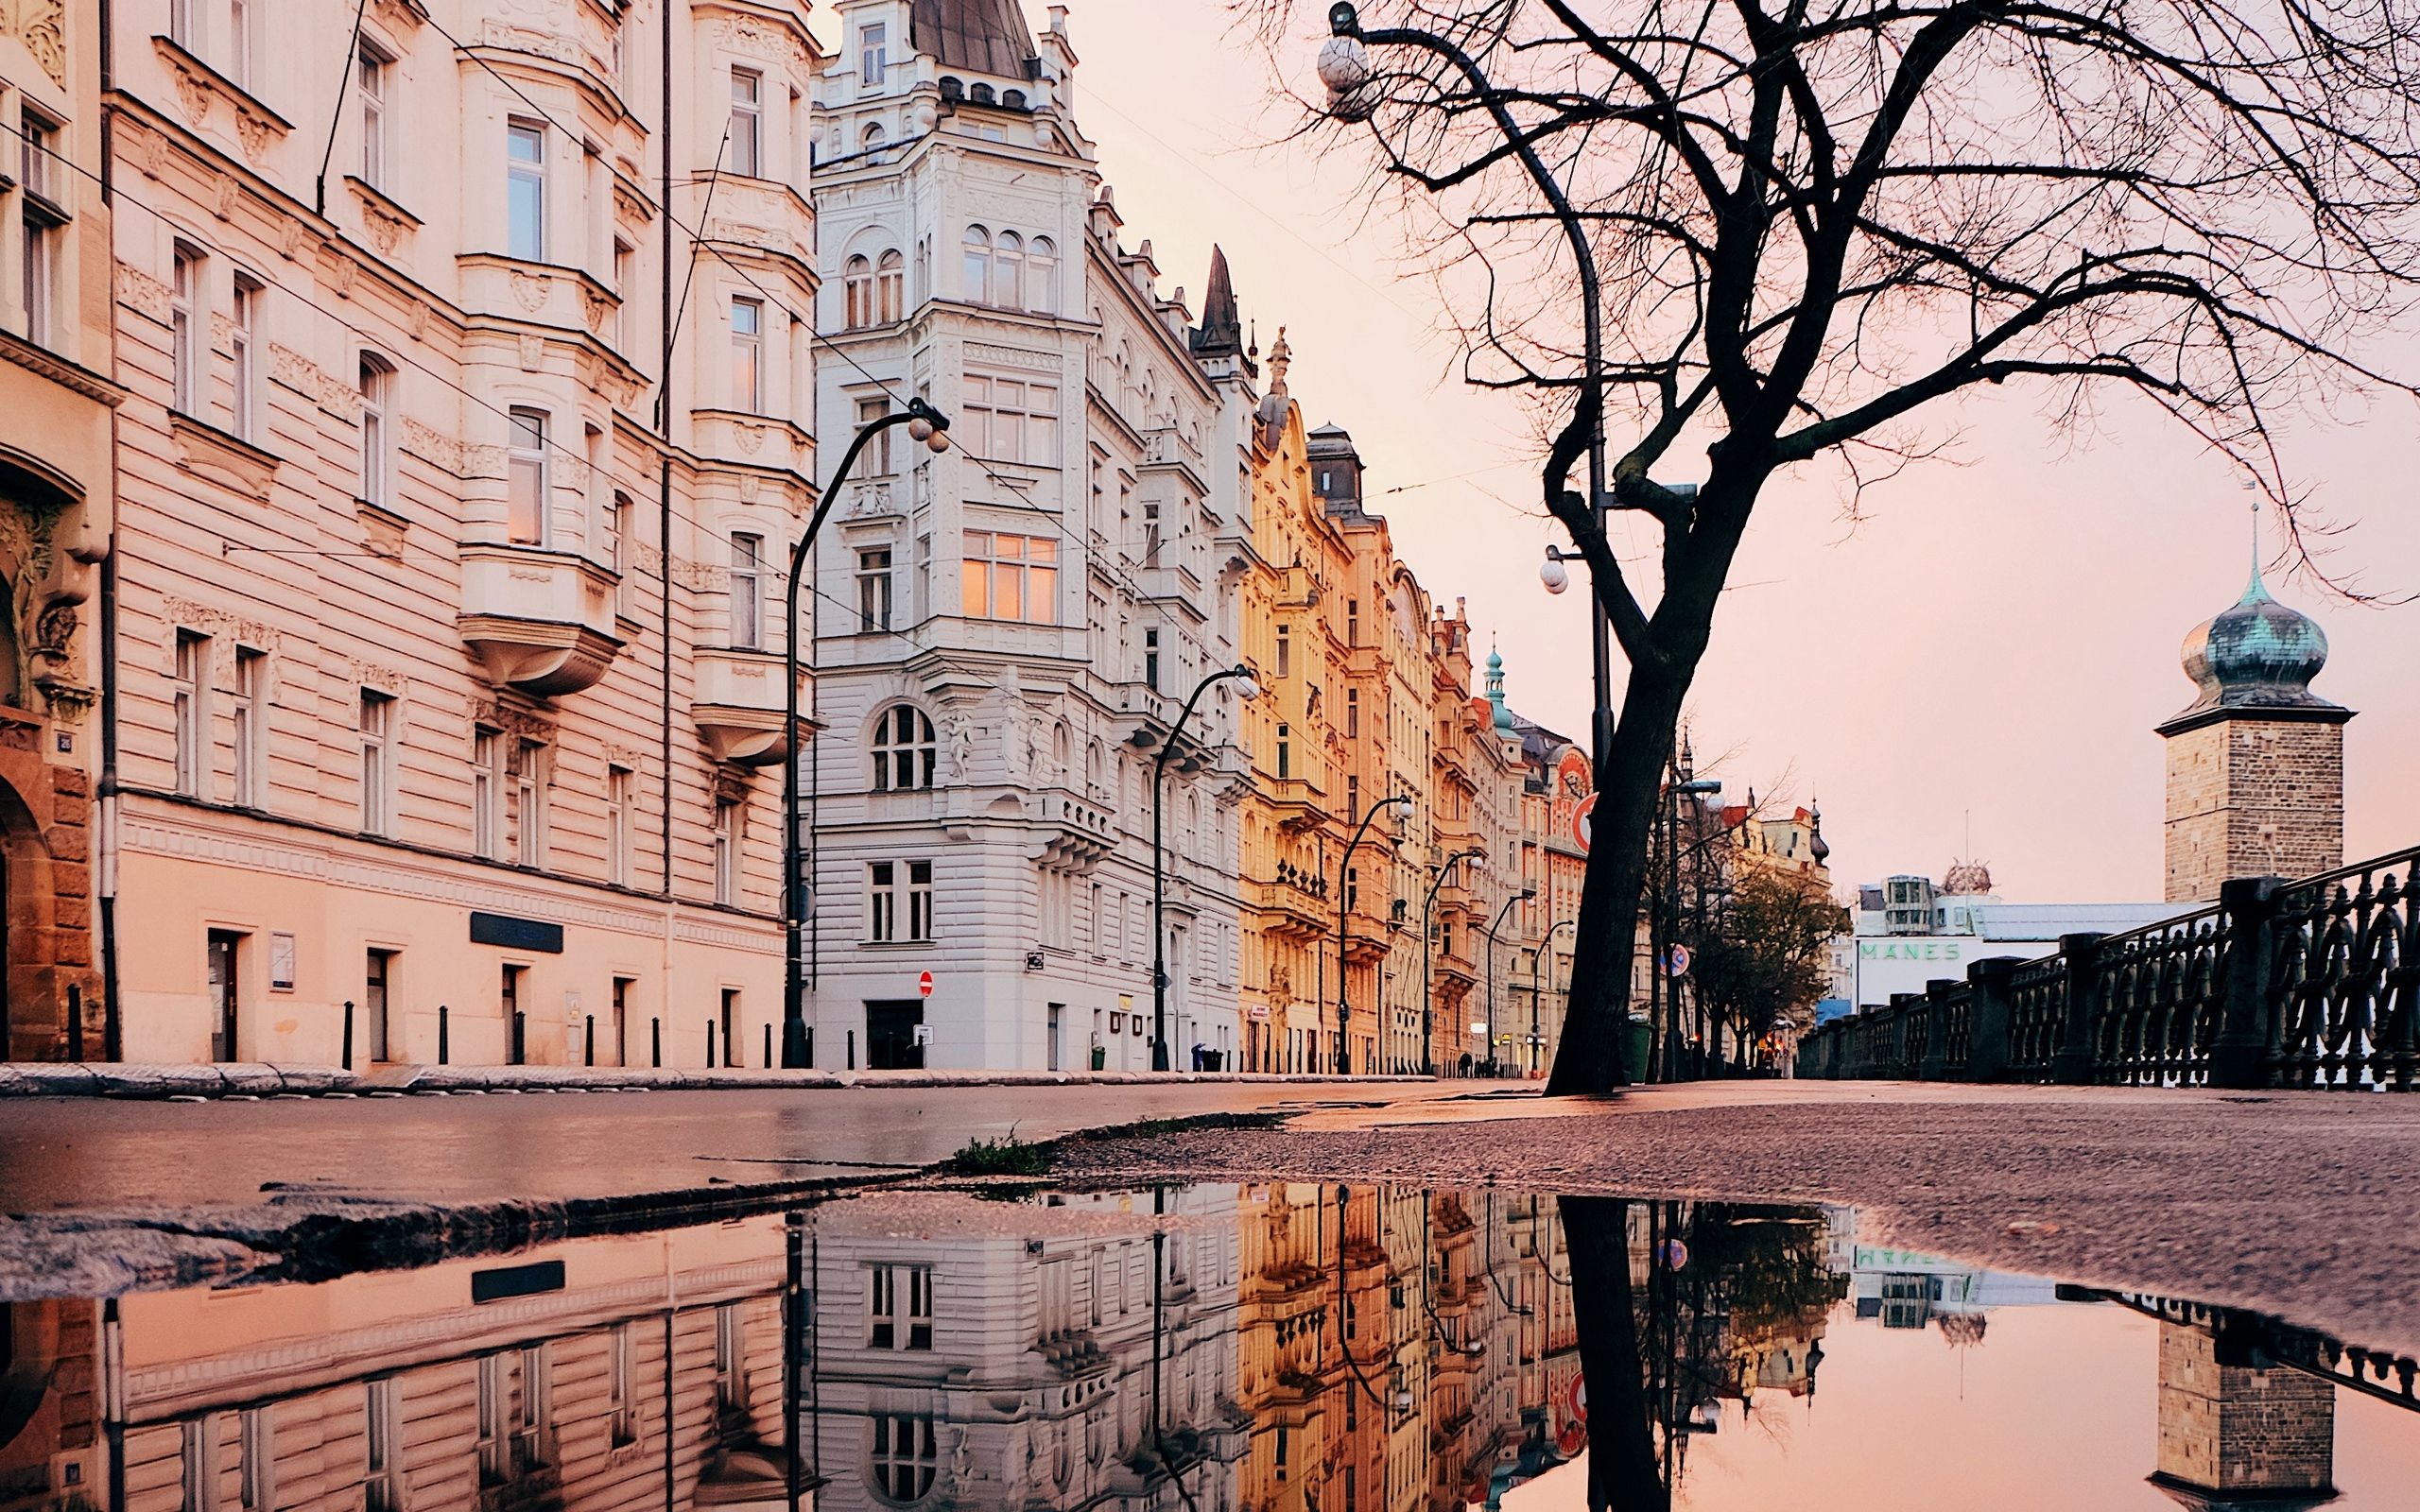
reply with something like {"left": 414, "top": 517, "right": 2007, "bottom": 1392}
{"left": 783, "top": 398, "right": 950, "bottom": 1069}
{"left": 1529, "top": 917, "right": 1577, "bottom": 1075}
{"left": 1653, "top": 776, "right": 1723, "bottom": 1081}
{"left": 1483, "top": 887, "right": 1535, "bottom": 1077}
{"left": 1421, "top": 848, "right": 1484, "bottom": 1077}
{"left": 1150, "top": 663, "right": 1260, "bottom": 1072}
{"left": 1339, "top": 793, "right": 1414, "bottom": 1075}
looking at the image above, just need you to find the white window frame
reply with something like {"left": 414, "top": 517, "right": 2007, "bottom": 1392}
{"left": 860, "top": 23, "right": 888, "bottom": 87}
{"left": 357, "top": 45, "right": 389, "bottom": 189}
{"left": 961, "top": 225, "right": 991, "bottom": 304}
{"left": 870, "top": 705, "right": 932, "bottom": 791}
{"left": 363, "top": 1380, "right": 402, "bottom": 1512}
{"left": 867, "top": 1263, "right": 932, "bottom": 1349}
{"left": 473, "top": 727, "right": 503, "bottom": 859}
{"left": 173, "top": 629, "right": 210, "bottom": 798}
{"left": 994, "top": 231, "right": 1024, "bottom": 311}
{"left": 713, "top": 798, "right": 739, "bottom": 905}
{"left": 170, "top": 244, "right": 201, "bottom": 416}
{"left": 851, "top": 395, "right": 891, "bottom": 479}
{"left": 228, "top": 0, "right": 253, "bottom": 90}
{"left": 19, "top": 109, "right": 66, "bottom": 350}
{"left": 872, "top": 1415, "right": 937, "bottom": 1503}
{"left": 607, "top": 765, "right": 633, "bottom": 886}
{"left": 506, "top": 407, "right": 548, "bottom": 545}
{"left": 230, "top": 272, "right": 262, "bottom": 441}
{"left": 237, "top": 1406, "right": 272, "bottom": 1512}
{"left": 960, "top": 530, "right": 1058, "bottom": 625}
{"left": 512, "top": 738, "right": 547, "bottom": 867}
{"left": 960, "top": 374, "right": 1058, "bottom": 465}
{"left": 856, "top": 546, "right": 894, "bottom": 633}
{"left": 1027, "top": 236, "right": 1057, "bottom": 316}
{"left": 358, "top": 356, "right": 392, "bottom": 507}
{"left": 232, "top": 647, "right": 266, "bottom": 809}
{"left": 729, "top": 67, "right": 762, "bottom": 176}
{"left": 506, "top": 121, "right": 546, "bottom": 262}
{"left": 842, "top": 254, "right": 873, "bottom": 329}
{"left": 728, "top": 532, "right": 763, "bottom": 649}
{"left": 359, "top": 690, "right": 395, "bottom": 836}
{"left": 730, "top": 296, "right": 762, "bottom": 411}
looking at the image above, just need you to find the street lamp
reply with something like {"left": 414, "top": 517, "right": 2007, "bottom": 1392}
{"left": 1421, "top": 848, "right": 1484, "bottom": 1076}
{"left": 1483, "top": 887, "right": 1536, "bottom": 1077}
{"left": 783, "top": 398, "right": 950, "bottom": 1069}
{"left": 1150, "top": 663, "right": 1260, "bottom": 1072}
{"left": 1652, "top": 776, "right": 1722, "bottom": 1081}
{"left": 1339, "top": 793, "right": 1414, "bottom": 1074}
{"left": 1528, "top": 917, "right": 1578, "bottom": 1075}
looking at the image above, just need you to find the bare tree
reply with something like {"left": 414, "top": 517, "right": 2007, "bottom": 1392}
{"left": 1260, "top": 0, "right": 2420, "bottom": 1093}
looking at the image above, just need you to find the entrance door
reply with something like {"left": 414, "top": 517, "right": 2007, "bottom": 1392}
{"left": 502, "top": 964, "right": 525, "bottom": 1065}
{"left": 1047, "top": 1004, "right": 1063, "bottom": 1072}
{"left": 611, "top": 977, "right": 633, "bottom": 1068}
{"left": 365, "top": 949, "right": 394, "bottom": 1062}
{"left": 866, "top": 1001, "right": 924, "bottom": 1070}
{"left": 206, "top": 932, "right": 240, "bottom": 1062}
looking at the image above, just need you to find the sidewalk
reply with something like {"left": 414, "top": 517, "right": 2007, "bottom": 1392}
{"left": 0, "top": 1060, "right": 1437, "bottom": 1100}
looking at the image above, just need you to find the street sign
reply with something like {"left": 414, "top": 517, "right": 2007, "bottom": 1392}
{"left": 1665, "top": 944, "right": 1691, "bottom": 977}
{"left": 917, "top": 970, "right": 934, "bottom": 999}
{"left": 1572, "top": 793, "right": 1597, "bottom": 853}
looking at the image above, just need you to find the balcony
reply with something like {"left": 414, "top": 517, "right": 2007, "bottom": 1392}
{"left": 458, "top": 543, "right": 624, "bottom": 697}
{"left": 693, "top": 647, "right": 804, "bottom": 766}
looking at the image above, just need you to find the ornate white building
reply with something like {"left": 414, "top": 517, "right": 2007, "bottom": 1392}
{"left": 96, "top": 0, "right": 826, "bottom": 1065}
{"left": 806, "top": 0, "right": 1247, "bottom": 1071}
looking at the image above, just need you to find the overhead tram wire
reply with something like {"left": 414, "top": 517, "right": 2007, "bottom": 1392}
{"left": 422, "top": 13, "right": 1188, "bottom": 619}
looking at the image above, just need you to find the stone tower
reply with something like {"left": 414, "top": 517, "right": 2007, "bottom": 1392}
{"left": 2157, "top": 553, "right": 2352, "bottom": 903}
{"left": 2152, "top": 1319, "right": 2337, "bottom": 1510}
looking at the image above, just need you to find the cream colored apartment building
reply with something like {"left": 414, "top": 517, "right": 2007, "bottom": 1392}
{"left": 98, "top": 0, "right": 821, "bottom": 1065}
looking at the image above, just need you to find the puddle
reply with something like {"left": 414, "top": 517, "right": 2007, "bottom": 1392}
{"left": 10, "top": 1184, "right": 2416, "bottom": 1508}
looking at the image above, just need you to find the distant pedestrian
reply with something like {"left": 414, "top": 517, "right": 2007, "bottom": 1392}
{"left": 1459, "top": 1052, "right": 1473, "bottom": 1077}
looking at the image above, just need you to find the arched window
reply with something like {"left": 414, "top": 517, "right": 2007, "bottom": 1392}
{"left": 872, "top": 704, "right": 936, "bottom": 791}
{"left": 994, "top": 231, "right": 1024, "bottom": 310}
{"left": 843, "top": 254, "right": 873, "bottom": 329}
{"left": 862, "top": 121, "right": 888, "bottom": 148}
{"left": 358, "top": 354, "right": 394, "bottom": 509}
{"left": 871, "top": 1415, "right": 937, "bottom": 1503}
{"left": 961, "top": 225, "right": 992, "bottom": 304}
{"left": 1028, "top": 236, "right": 1057, "bottom": 315}
{"left": 875, "top": 249, "right": 904, "bottom": 324}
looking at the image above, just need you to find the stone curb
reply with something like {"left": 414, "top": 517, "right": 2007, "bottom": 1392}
{"left": 0, "top": 1063, "right": 1437, "bottom": 1100}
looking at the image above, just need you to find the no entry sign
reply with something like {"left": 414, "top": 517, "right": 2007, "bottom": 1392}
{"left": 1572, "top": 793, "right": 1596, "bottom": 853}
{"left": 917, "top": 970, "right": 934, "bottom": 999}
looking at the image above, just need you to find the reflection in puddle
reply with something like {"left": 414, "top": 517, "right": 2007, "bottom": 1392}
{"left": 4, "top": 1186, "right": 2414, "bottom": 1509}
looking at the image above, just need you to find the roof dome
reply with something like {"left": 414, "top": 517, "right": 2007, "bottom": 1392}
{"left": 1807, "top": 803, "right": 1830, "bottom": 865}
{"left": 1484, "top": 649, "right": 1515, "bottom": 731}
{"left": 2166, "top": 558, "right": 2344, "bottom": 729}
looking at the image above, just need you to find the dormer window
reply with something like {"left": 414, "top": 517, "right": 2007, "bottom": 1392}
{"left": 860, "top": 24, "right": 888, "bottom": 87}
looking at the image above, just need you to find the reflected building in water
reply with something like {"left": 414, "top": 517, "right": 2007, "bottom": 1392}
{"left": 0, "top": 1186, "right": 2397, "bottom": 1512}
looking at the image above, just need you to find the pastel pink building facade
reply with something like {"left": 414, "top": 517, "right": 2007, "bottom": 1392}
{"left": 98, "top": 0, "right": 827, "bottom": 1065}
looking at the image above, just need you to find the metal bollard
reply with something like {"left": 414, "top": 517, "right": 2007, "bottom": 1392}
{"left": 103, "top": 985, "right": 121, "bottom": 1063}
{"left": 762, "top": 1022, "right": 772, "bottom": 1069}
{"left": 847, "top": 1029, "right": 856, "bottom": 1070}
{"left": 341, "top": 999, "right": 354, "bottom": 1072}
{"left": 439, "top": 1004, "right": 450, "bottom": 1065}
{"left": 706, "top": 1020, "right": 717, "bottom": 1069}
{"left": 585, "top": 1014, "right": 596, "bottom": 1067}
{"left": 650, "top": 1016, "right": 662, "bottom": 1068}
{"left": 65, "top": 984, "right": 82, "bottom": 1062}
{"left": 511, "top": 1010, "right": 527, "bottom": 1066}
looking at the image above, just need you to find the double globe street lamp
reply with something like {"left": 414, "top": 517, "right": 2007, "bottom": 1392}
{"left": 1420, "top": 848, "right": 1484, "bottom": 1076}
{"left": 1149, "top": 663, "right": 1261, "bottom": 1071}
{"left": 1482, "top": 887, "right": 1536, "bottom": 1077}
{"left": 1338, "top": 793, "right": 1415, "bottom": 1074}
{"left": 782, "top": 399, "right": 951, "bottom": 1070}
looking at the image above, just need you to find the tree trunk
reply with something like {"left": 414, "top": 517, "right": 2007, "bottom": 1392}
{"left": 1545, "top": 662, "right": 1686, "bottom": 1094}
{"left": 1559, "top": 1195, "right": 1670, "bottom": 1511}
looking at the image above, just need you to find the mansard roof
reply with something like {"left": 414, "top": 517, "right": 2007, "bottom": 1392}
{"left": 912, "top": 0, "right": 1040, "bottom": 78}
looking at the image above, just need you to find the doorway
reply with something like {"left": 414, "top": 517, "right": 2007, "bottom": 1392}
{"left": 611, "top": 977, "right": 634, "bottom": 1068}
{"left": 866, "top": 1000, "right": 924, "bottom": 1070}
{"left": 365, "top": 949, "right": 395, "bottom": 1063}
{"left": 502, "top": 964, "right": 525, "bottom": 1065}
{"left": 1047, "top": 1003, "right": 1063, "bottom": 1072}
{"left": 206, "top": 931, "right": 241, "bottom": 1062}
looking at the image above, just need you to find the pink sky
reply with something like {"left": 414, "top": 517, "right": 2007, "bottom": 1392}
{"left": 1025, "top": 2, "right": 2420, "bottom": 902}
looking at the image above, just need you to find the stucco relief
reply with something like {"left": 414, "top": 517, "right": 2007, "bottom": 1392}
{"left": 478, "top": 20, "right": 581, "bottom": 66}
{"left": 712, "top": 16, "right": 814, "bottom": 72}
{"left": 268, "top": 344, "right": 354, "bottom": 416}
{"left": 158, "top": 598, "right": 278, "bottom": 662}
{"left": 401, "top": 421, "right": 503, "bottom": 479}
{"left": 113, "top": 262, "right": 173, "bottom": 325}
{"left": 320, "top": 249, "right": 358, "bottom": 299}
{"left": 3, "top": 0, "right": 65, "bottom": 87}
{"left": 466, "top": 696, "right": 552, "bottom": 741}
{"left": 509, "top": 271, "right": 550, "bottom": 313}
{"left": 349, "top": 659, "right": 407, "bottom": 696}
{"left": 965, "top": 342, "right": 1060, "bottom": 373}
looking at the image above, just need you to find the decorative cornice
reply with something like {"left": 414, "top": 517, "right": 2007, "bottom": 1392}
{"left": 168, "top": 412, "right": 280, "bottom": 503}
{"left": 149, "top": 35, "right": 294, "bottom": 166}
{"left": 0, "top": 330, "right": 127, "bottom": 407}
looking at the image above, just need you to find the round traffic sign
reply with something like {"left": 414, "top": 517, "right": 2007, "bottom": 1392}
{"left": 917, "top": 970, "right": 934, "bottom": 999}
{"left": 1572, "top": 793, "right": 1597, "bottom": 853}
{"left": 1665, "top": 944, "right": 1691, "bottom": 977}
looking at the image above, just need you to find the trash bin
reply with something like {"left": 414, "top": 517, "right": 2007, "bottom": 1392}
{"left": 1091, "top": 1044, "right": 1107, "bottom": 1071}
{"left": 1625, "top": 1015, "right": 1653, "bottom": 1080}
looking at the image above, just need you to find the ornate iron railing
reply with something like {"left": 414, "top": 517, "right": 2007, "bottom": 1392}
{"left": 2269, "top": 846, "right": 2420, "bottom": 1091}
{"left": 2091, "top": 902, "right": 2230, "bottom": 1089}
{"left": 2096, "top": 1291, "right": 2420, "bottom": 1415}
{"left": 1796, "top": 842, "right": 2420, "bottom": 1091}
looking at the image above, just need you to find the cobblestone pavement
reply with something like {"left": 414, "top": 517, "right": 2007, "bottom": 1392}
{"left": 1061, "top": 1080, "right": 2420, "bottom": 1358}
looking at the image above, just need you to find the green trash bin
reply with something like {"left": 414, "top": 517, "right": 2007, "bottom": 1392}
{"left": 1625, "top": 1015, "right": 1654, "bottom": 1081}
{"left": 1091, "top": 1044, "right": 1107, "bottom": 1072}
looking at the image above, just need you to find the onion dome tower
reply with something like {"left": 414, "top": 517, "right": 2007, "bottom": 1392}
{"left": 2157, "top": 534, "right": 2353, "bottom": 903}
